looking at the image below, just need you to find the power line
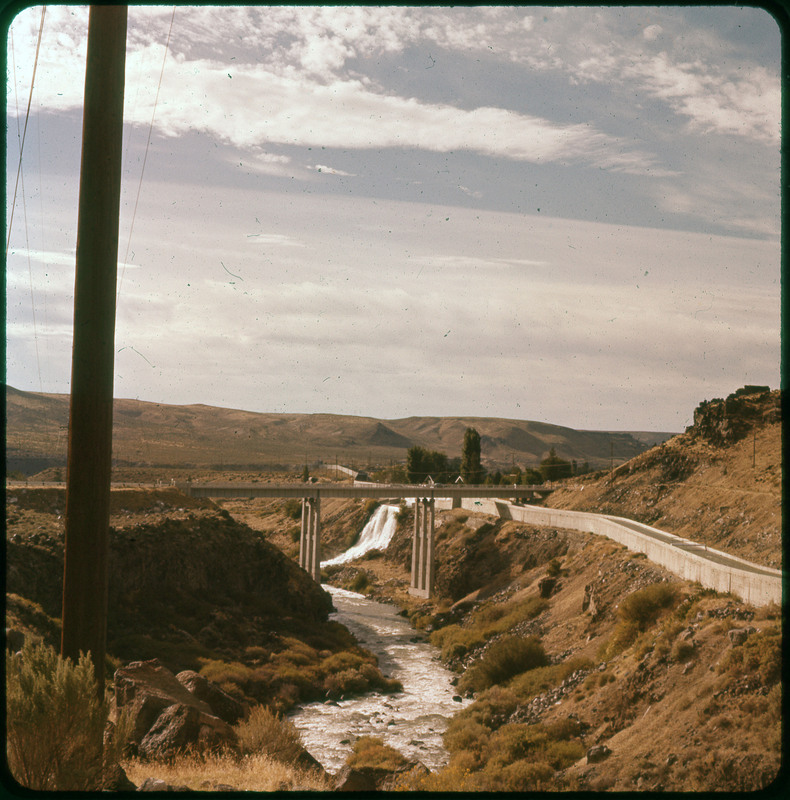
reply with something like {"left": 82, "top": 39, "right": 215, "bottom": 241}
{"left": 6, "top": 6, "right": 46, "bottom": 257}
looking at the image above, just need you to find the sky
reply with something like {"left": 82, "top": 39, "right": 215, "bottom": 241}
{"left": 4, "top": 4, "right": 782, "bottom": 432}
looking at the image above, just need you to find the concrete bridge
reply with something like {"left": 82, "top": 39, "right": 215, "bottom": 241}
{"left": 181, "top": 482, "right": 553, "bottom": 598}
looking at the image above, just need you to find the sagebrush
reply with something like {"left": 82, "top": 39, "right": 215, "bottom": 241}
{"left": 6, "top": 641, "right": 127, "bottom": 791}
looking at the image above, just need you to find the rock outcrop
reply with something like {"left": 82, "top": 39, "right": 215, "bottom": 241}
{"left": 689, "top": 386, "right": 779, "bottom": 447}
{"left": 112, "top": 659, "right": 239, "bottom": 759}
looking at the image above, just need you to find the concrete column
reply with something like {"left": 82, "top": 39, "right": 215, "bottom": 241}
{"left": 425, "top": 498, "right": 435, "bottom": 595}
{"left": 311, "top": 495, "right": 321, "bottom": 583}
{"left": 409, "top": 497, "right": 434, "bottom": 599}
{"left": 299, "top": 498, "right": 308, "bottom": 570}
{"left": 420, "top": 499, "right": 429, "bottom": 589}
{"left": 411, "top": 499, "right": 422, "bottom": 590}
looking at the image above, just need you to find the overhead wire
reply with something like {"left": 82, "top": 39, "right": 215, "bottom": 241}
{"left": 117, "top": 6, "right": 177, "bottom": 302}
{"left": 6, "top": 5, "right": 45, "bottom": 256}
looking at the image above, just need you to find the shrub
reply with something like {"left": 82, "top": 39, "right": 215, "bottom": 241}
{"left": 488, "top": 723, "right": 547, "bottom": 766}
{"left": 283, "top": 499, "right": 302, "bottom": 520}
{"left": 509, "top": 657, "right": 593, "bottom": 704}
{"left": 324, "top": 668, "right": 368, "bottom": 697}
{"left": 362, "top": 499, "right": 380, "bottom": 519}
{"left": 671, "top": 640, "right": 696, "bottom": 663}
{"left": 546, "top": 558, "right": 562, "bottom": 577}
{"left": 600, "top": 582, "right": 679, "bottom": 659}
{"left": 717, "top": 625, "right": 781, "bottom": 686}
{"left": 199, "top": 659, "right": 255, "bottom": 688}
{"left": 463, "top": 685, "right": 519, "bottom": 728}
{"left": 235, "top": 705, "right": 305, "bottom": 765}
{"left": 430, "top": 624, "right": 486, "bottom": 662}
{"left": 6, "top": 641, "right": 127, "bottom": 791}
{"left": 618, "top": 582, "right": 678, "bottom": 629}
{"left": 443, "top": 717, "right": 490, "bottom": 758}
{"left": 493, "top": 759, "right": 554, "bottom": 791}
{"left": 346, "top": 572, "right": 369, "bottom": 592}
{"left": 545, "top": 716, "right": 583, "bottom": 741}
{"left": 458, "top": 636, "right": 548, "bottom": 694}
{"left": 544, "top": 739, "right": 585, "bottom": 769}
{"left": 346, "top": 736, "right": 409, "bottom": 771}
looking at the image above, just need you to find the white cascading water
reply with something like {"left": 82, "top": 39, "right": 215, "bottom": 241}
{"left": 321, "top": 504, "right": 400, "bottom": 566}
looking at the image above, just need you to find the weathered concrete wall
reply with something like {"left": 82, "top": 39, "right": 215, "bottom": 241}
{"left": 453, "top": 499, "right": 782, "bottom": 607}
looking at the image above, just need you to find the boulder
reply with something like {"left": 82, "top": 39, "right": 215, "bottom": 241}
{"left": 137, "top": 776, "right": 191, "bottom": 791}
{"left": 102, "top": 762, "right": 137, "bottom": 791}
{"left": 587, "top": 744, "right": 612, "bottom": 764}
{"left": 113, "top": 659, "right": 238, "bottom": 759}
{"left": 176, "top": 670, "right": 247, "bottom": 725}
{"left": 334, "top": 764, "right": 386, "bottom": 792}
{"left": 138, "top": 703, "right": 236, "bottom": 760}
{"left": 334, "top": 759, "right": 428, "bottom": 792}
{"left": 538, "top": 576, "right": 557, "bottom": 598}
{"left": 728, "top": 627, "right": 757, "bottom": 648}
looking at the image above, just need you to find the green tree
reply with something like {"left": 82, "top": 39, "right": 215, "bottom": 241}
{"left": 461, "top": 427, "right": 483, "bottom": 483}
{"left": 406, "top": 446, "right": 427, "bottom": 482}
{"left": 523, "top": 468, "right": 543, "bottom": 485}
{"left": 301, "top": 465, "right": 309, "bottom": 482}
{"left": 539, "top": 448, "right": 573, "bottom": 482}
{"left": 407, "top": 447, "right": 450, "bottom": 482}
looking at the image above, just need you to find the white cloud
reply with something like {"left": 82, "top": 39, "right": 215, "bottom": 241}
{"left": 5, "top": 7, "right": 779, "bottom": 429}
{"left": 313, "top": 164, "right": 354, "bottom": 176}
{"left": 7, "top": 7, "right": 663, "bottom": 175}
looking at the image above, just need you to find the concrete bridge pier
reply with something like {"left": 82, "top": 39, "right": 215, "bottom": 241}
{"left": 299, "top": 496, "right": 321, "bottom": 582}
{"left": 410, "top": 497, "right": 435, "bottom": 598}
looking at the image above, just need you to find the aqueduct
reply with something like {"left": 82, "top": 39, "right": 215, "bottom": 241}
{"left": 182, "top": 482, "right": 553, "bottom": 598}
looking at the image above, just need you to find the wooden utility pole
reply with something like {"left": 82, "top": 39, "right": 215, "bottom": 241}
{"left": 61, "top": 5, "right": 127, "bottom": 690}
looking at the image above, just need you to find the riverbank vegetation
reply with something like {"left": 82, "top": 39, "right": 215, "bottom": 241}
{"left": 122, "top": 707, "right": 329, "bottom": 791}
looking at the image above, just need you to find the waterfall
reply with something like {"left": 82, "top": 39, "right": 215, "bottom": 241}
{"left": 322, "top": 504, "right": 399, "bottom": 566}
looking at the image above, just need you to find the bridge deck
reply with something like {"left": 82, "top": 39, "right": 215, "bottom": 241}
{"left": 182, "top": 482, "right": 553, "bottom": 500}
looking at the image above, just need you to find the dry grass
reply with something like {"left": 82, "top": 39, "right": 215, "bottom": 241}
{"left": 122, "top": 750, "right": 329, "bottom": 791}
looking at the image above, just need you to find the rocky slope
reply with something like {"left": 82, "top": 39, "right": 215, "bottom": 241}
{"left": 5, "top": 488, "right": 399, "bottom": 714}
{"left": 313, "top": 500, "right": 781, "bottom": 792}
{"left": 544, "top": 386, "right": 782, "bottom": 568}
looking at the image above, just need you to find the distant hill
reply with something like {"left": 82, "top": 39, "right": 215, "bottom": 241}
{"left": 4, "top": 386, "right": 676, "bottom": 475}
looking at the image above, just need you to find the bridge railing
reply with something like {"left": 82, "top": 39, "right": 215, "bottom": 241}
{"left": 180, "top": 481, "right": 553, "bottom": 500}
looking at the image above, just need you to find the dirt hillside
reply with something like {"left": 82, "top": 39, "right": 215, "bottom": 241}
{"left": 317, "top": 497, "right": 781, "bottom": 792}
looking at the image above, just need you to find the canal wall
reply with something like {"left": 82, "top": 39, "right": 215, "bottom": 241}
{"left": 438, "top": 498, "right": 782, "bottom": 607}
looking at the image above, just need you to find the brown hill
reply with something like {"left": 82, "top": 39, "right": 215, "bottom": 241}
{"left": 544, "top": 386, "right": 782, "bottom": 569}
{"left": 4, "top": 386, "right": 674, "bottom": 475}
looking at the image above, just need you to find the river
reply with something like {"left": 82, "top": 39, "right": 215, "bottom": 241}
{"left": 288, "top": 505, "right": 469, "bottom": 773}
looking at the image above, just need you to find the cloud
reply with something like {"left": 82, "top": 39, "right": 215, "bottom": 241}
{"left": 634, "top": 54, "right": 779, "bottom": 144}
{"left": 314, "top": 164, "right": 355, "bottom": 176}
{"left": 8, "top": 7, "right": 664, "bottom": 176}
